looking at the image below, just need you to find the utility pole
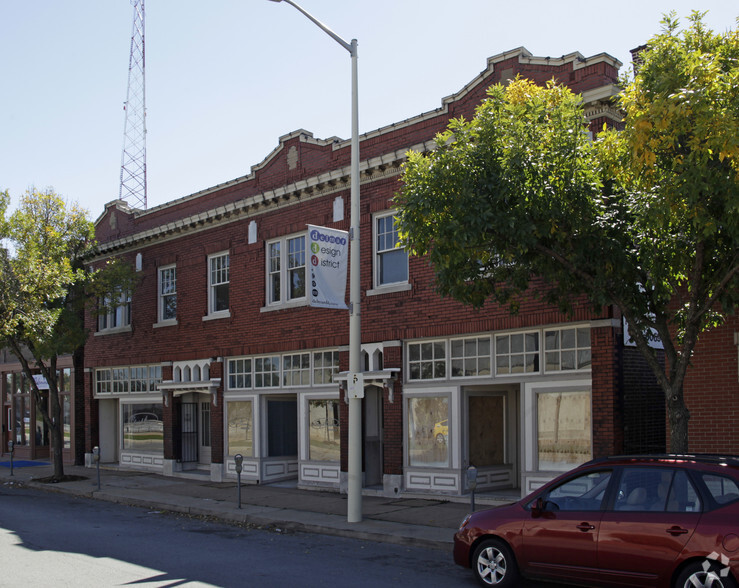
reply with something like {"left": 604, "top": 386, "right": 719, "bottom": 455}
{"left": 119, "top": 0, "right": 147, "bottom": 210}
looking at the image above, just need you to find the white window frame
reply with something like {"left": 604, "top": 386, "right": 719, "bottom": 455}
{"left": 254, "top": 355, "right": 281, "bottom": 388}
{"left": 206, "top": 251, "right": 230, "bottom": 319}
{"left": 544, "top": 327, "right": 592, "bottom": 372}
{"left": 370, "top": 210, "right": 410, "bottom": 294}
{"left": 97, "top": 291, "right": 131, "bottom": 334}
{"left": 450, "top": 336, "right": 492, "bottom": 378}
{"left": 265, "top": 233, "right": 307, "bottom": 309}
{"left": 283, "top": 352, "right": 311, "bottom": 388}
{"left": 156, "top": 264, "right": 177, "bottom": 326}
{"left": 495, "top": 331, "right": 541, "bottom": 376}
{"left": 313, "top": 350, "right": 340, "bottom": 386}
{"left": 407, "top": 340, "right": 447, "bottom": 381}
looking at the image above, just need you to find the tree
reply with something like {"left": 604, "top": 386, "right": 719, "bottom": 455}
{"left": 0, "top": 188, "right": 134, "bottom": 481}
{"left": 395, "top": 12, "right": 739, "bottom": 453}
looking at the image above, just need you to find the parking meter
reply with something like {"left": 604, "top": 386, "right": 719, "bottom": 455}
{"left": 93, "top": 446, "right": 101, "bottom": 490}
{"left": 234, "top": 454, "right": 244, "bottom": 509}
{"left": 8, "top": 441, "right": 14, "bottom": 477}
{"left": 467, "top": 465, "right": 478, "bottom": 512}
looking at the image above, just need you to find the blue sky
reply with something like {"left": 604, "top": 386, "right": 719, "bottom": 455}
{"left": 1, "top": 1, "right": 736, "bottom": 219}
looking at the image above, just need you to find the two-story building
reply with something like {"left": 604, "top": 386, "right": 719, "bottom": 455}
{"left": 83, "top": 46, "right": 667, "bottom": 498}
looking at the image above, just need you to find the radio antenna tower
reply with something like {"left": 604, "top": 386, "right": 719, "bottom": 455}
{"left": 119, "top": 0, "right": 147, "bottom": 209}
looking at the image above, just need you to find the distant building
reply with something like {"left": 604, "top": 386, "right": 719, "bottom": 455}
{"left": 83, "top": 47, "right": 670, "bottom": 498}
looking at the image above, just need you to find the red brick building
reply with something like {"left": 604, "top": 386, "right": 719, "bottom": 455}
{"left": 83, "top": 47, "right": 667, "bottom": 497}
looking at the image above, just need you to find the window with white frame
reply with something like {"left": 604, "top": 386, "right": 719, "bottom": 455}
{"left": 254, "top": 355, "right": 280, "bottom": 388}
{"left": 408, "top": 341, "right": 446, "bottom": 380}
{"left": 495, "top": 332, "right": 540, "bottom": 375}
{"left": 309, "top": 399, "right": 340, "bottom": 461}
{"left": 97, "top": 291, "right": 131, "bottom": 332}
{"left": 95, "top": 365, "right": 161, "bottom": 396}
{"left": 228, "top": 358, "right": 252, "bottom": 390}
{"left": 267, "top": 234, "right": 306, "bottom": 305}
{"left": 537, "top": 389, "right": 592, "bottom": 470}
{"left": 545, "top": 327, "right": 592, "bottom": 371}
{"left": 208, "top": 252, "right": 229, "bottom": 315}
{"left": 158, "top": 265, "right": 177, "bottom": 323}
{"left": 374, "top": 212, "right": 408, "bottom": 288}
{"left": 283, "top": 352, "right": 310, "bottom": 387}
{"left": 407, "top": 395, "right": 450, "bottom": 467}
{"left": 313, "top": 350, "right": 340, "bottom": 385}
{"left": 451, "top": 336, "right": 492, "bottom": 378}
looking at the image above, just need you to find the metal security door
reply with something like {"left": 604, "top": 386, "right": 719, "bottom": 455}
{"left": 181, "top": 403, "right": 198, "bottom": 463}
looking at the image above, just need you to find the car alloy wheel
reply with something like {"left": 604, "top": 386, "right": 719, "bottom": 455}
{"left": 675, "top": 560, "right": 737, "bottom": 588}
{"left": 472, "top": 539, "right": 519, "bottom": 587}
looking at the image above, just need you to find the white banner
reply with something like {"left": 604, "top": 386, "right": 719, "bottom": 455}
{"left": 308, "top": 225, "right": 349, "bottom": 309}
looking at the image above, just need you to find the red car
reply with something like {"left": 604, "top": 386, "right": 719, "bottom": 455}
{"left": 454, "top": 455, "right": 739, "bottom": 587}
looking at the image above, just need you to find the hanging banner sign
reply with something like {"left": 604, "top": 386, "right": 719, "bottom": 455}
{"left": 308, "top": 224, "right": 349, "bottom": 309}
{"left": 32, "top": 375, "right": 50, "bottom": 390}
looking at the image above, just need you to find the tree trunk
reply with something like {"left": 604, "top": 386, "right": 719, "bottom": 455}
{"left": 667, "top": 385, "right": 690, "bottom": 454}
{"left": 47, "top": 386, "right": 65, "bottom": 481}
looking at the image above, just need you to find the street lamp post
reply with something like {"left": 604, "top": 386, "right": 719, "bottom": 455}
{"left": 267, "top": 0, "right": 363, "bottom": 523}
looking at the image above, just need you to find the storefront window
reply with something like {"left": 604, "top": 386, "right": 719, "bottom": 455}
{"left": 227, "top": 401, "right": 253, "bottom": 457}
{"left": 538, "top": 390, "right": 592, "bottom": 470}
{"left": 407, "top": 396, "right": 449, "bottom": 467}
{"left": 122, "top": 403, "right": 163, "bottom": 453}
{"left": 308, "top": 399, "right": 340, "bottom": 461}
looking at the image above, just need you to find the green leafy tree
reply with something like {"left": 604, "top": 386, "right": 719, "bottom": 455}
{"left": 0, "top": 188, "right": 135, "bottom": 481}
{"left": 395, "top": 12, "right": 739, "bottom": 453}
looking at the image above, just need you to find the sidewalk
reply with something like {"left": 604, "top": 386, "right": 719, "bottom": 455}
{"left": 0, "top": 461, "right": 516, "bottom": 551}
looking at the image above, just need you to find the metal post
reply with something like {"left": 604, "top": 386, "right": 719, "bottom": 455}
{"left": 8, "top": 441, "right": 14, "bottom": 477}
{"left": 268, "top": 0, "right": 363, "bottom": 524}
{"left": 234, "top": 454, "right": 243, "bottom": 509}
{"left": 93, "top": 446, "right": 100, "bottom": 490}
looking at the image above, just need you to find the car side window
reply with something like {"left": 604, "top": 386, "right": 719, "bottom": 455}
{"left": 614, "top": 467, "right": 701, "bottom": 513}
{"left": 544, "top": 470, "right": 612, "bottom": 511}
{"left": 701, "top": 473, "right": 739, "bottom": 507}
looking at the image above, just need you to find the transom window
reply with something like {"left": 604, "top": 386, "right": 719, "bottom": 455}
{"left": 408, "top": 341, "right": 446, "bottom": 380}
{"left": 545, "top": 327, "right": 591, "bottom": 371}
{"left": 267, "top": 235, "right": 306, "bottom": 305}
{"left": 496, "top": 332, "right": 540, "bottom": 375}
{"left": 96, "top": 365, "right": 162, "bottom": 396}
{"left": 158, "top": 265, "right": 177, "bottom": 322}
{"left": 208, "top": 252, "right": 230, "bottom": 315}
{"left": 227, "top": 350, "right": 340, "bottom": 389}
{"left": 451, "top": 337, "right": 491, "bottom": 378}
{"left": 283, "top": 353, "right": 311, "bottom": 387}
{"left": 254, "top": 356, "right": 281, "bottom": 388}
{"left": 375, "top": 212, "right": 408, "bottom": 288}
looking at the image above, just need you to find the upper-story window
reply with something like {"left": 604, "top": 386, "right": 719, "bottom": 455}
{"left": 374, "top": 211, "right": 408, "bottom": 288}
{"left": 98, "top": 291, "right": 131, "bottom": 332}
{"left": 267, "top": 234, "right": 306, "bottom": 306}
{"left": 158, "top": 265, "right": 177, "bottom": 323}
{"left": 495, "top": 332, "right": 540, "bottom": 375}
{"left": 545, "top": 327, "right": 592, "bottom": 371}
{"left": 408, "top": 340, "right": 447, "bottom": 380}
{"left": 208, "top": 252, "right": 229, "bottom": 317}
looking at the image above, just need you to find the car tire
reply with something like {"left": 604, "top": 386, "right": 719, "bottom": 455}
{"left": 674, "top": 560, "right": 737, "bottom": 588}
{"left": 472, "top": 538, "right": 520, "bottom": 587}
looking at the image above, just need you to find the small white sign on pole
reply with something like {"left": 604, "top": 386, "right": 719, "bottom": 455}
{"left": 347, "top": 372, "right": 365, "bottom": 399}
{"left": 308, "top": 225, "right": 349, "bottom": 309}
{"left": 32, "top": 375, "right": 50, "bottom": 390}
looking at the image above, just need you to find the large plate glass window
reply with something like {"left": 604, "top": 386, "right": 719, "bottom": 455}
{"left": 122, "top": 403, "right": 163, "bottom": 453}
{"left": 309, "top": 399, "right": 340, "bottom": 461}
{"left": 374, "top": 211, "right": 408, "bottom": 287}
{"left": 407, "top": 396, "right": 450, "bottom": 467}
{"left": 537, "top": 390, "right": 592, "bottom": 470}
{"left": 227, "top": 400, "right": 253, "bottom": 457}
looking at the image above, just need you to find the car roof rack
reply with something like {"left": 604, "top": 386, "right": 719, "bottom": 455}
{"left": 588, "top": 453, "right": 739, "bottom": 467}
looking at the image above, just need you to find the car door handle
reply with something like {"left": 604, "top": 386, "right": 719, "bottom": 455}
{"left": 577, "top": 523, "right": 596, "bottom": 532}
{"left": 666, "top": 526, "right": 689, "bottom": 536}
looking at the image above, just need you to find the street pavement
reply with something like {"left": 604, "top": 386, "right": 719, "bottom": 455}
{"left": 0, "top": 461, "right": 517, "bottom": 551}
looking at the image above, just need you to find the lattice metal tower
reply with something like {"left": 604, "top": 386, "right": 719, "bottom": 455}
{"left": 119, "top": 0, "right": 147, "bottom": 209}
